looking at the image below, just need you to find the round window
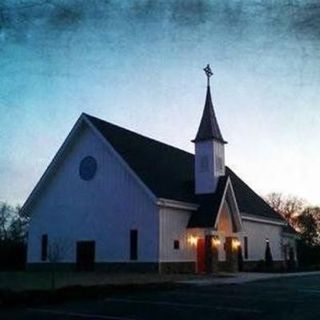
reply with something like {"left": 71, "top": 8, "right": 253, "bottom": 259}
{"left": 79, "top": 156, "right": 97, "bottom": 180}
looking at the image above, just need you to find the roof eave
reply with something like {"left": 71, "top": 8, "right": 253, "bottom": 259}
{"left": 192, "top": 137, "right": 228, "bottom": 144}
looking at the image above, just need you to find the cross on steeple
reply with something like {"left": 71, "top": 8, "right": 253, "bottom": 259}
{"left": 193, "top": 64, "right": 226, "bottom": 144}
{"left": 203, "top": 64, "right": 213, "bottom": 86}
{"left": 194, "top": 64, "right": 227, "bottom": 195}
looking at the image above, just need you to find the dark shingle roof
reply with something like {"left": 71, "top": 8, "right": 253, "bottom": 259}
{"left": 86, "top": 113, "right": 283, "bottom": 222}
{"left": 187, "top": 176, "right": 228, "bottom": 228}
{"left": 193, "top": 86, "right": 226, "bottom": 143}
{"left": 86, "top": 114, "right": 195, "bottom": 203}
{"left": 283, "top": 224, "right": 298, "bottom": 235}
{"left": 225, "top": 168, "right": 283, "bottom": 221}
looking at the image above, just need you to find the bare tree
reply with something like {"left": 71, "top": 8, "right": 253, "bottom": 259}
{"left": 296, "top": 207, "right": 320, "bottom": 246}
{"left": 47, "top": 238, "right": 71, "bottom": 290}
{"left": 0, "top": 202, "right": 28, "bottom": 242}
{"left": 265, "top": 193, "right": 306, "bottom": 226}
{"left": 8, "top": 205, "right": 29, "bottom": 242}
{"left": 0, "top": 202, "right": 11, "bottom": 240}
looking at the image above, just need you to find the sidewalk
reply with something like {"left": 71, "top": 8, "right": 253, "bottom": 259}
{"left": 178, "top": 271, "right": 320, "bottom": 286}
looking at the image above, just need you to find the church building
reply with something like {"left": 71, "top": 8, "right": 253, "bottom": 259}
{"left": 24, "top": 65, "right": 297, "bottom": 273}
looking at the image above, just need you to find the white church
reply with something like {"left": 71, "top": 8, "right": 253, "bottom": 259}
{"left": 24, "top": 65, "right": 297, "bottom": 273}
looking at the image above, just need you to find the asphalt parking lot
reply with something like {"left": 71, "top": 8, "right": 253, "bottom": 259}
{"left": 2, "top": 274, "right": 320, "bottom": 320}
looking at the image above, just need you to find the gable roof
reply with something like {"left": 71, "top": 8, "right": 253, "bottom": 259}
{"left": 85, "top": 113, "right": 284, "bottom": 222}
{"left": 225, "top": 168, "right": 284, "bottom": 221}
{"left": 86, "top": 114, "right": 195, "bottom": 203}
{"left": 187, "top": 176, "right": 228, "bottom": 228}
{"left": 283, "top": 224, "right": 298, "bottom": 236}
{"left": 186, "top": 176, "right": 244, "bottom": 230}
{"left": 193, "top": 86, "right": 226, "bottom": 143}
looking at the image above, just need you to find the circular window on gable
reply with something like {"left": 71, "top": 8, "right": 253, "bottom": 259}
{"left": 79, "top": 156, "right": 97, "bottom": 180}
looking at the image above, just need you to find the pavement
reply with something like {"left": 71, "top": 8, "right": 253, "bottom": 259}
{"left": 1, "top": 272, "right": 320, "bottom": 319}
{"left": 178, "top": 270, "right": 320, "bottom": 285}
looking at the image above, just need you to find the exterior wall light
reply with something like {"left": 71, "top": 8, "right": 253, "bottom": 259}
{"left": 187, "top": 235, "right": 198, "bottom": 246}
{"left": 212, "top": 236, "right": 221, "bottom": 247}
{"left": 232, "top": 238, "right": 241, "bottom": 250}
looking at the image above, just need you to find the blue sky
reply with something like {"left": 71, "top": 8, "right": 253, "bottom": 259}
{"left": 1, "top": 0, "right": 319, "bottom": 206}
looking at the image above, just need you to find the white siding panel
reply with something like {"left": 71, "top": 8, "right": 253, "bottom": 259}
{"left": 27, "top": 125, "right": 158, "bottom": 263}
{"left": 159, "top": 207, "right": 198, "bottom": 262}
{"left": 243, "top": 220, "right": 283, "bottom": 261}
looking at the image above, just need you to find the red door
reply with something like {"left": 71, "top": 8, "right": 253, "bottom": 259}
{"left": 197, "top": 238, "right": 206, "bottom": 273}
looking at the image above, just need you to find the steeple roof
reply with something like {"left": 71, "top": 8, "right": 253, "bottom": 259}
{"left": 193, "top": 86, "right": 226, "bottom": 143}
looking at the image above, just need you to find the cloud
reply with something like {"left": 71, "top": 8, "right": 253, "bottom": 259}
{"left": 47, "top": 3, "right": 83, "bottom": 30}
{"left": 0, "top": 1, "right": 319, "bottom": 45}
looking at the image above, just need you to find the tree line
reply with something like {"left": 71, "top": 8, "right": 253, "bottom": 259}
{"left": 0, "top": 202, "right": 29, "bottom": 242}
{"left": 265, "top": 193, "right": 320, "bottom": 268}
{"left": 265, "top": 193, "right": 320, "bottom": 246}
{"left": 0, "top": 202, "right": 28, "bottom": 270}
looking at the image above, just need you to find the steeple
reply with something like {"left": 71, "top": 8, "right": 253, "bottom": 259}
{"left": 193, "top": 65, "right": 226, "bottom": 144}
{"left": 193, "top": 65, "right": 226, "bottom": 194}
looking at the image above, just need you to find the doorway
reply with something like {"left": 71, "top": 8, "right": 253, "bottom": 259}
{"left": 197, "top": 238, "right": 206, "bottom": 273}
{"left": 76, "top": 241, "right": 95, "bottom": 271}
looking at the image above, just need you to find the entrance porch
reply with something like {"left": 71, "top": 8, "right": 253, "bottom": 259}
{"left": 196, "top": 233, "right": 242, "bottom": 273}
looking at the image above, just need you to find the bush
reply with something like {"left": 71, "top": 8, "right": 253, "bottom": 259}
{"left": 0, "top": 240, "right": 26, "bottom": 271}
{"left": 297, "top": 240, "right": 320, "bottom": 268}
{"left": 265, "top": 242, "right": 273, "bottom": 270}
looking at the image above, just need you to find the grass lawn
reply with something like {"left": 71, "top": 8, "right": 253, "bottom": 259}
{"left": 0, "top": 271, "right": 201, "bottom": 291}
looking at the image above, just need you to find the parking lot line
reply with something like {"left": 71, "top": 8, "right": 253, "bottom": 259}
{"left": 298, "top": 289, "right": 320, "bottom": 294}
{"left": 27, "top": 308, "right": 135, "bottom": 320}
{"left": 104, "top": 297, "right": 262, "bottom": 314}
{"left": 172, "top": 290, "right": 318, "bottom": 303}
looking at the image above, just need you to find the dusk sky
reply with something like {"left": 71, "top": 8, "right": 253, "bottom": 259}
{"left": 0, "top": 0, "right": 319, "bottom": 206}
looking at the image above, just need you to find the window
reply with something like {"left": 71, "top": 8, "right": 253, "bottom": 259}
{"left": 244, "top": 236, "right": 248, "bottom": 259}
{"left": 200, "top": 156, "right": 209, "bottom": 172}
{"left": 173, "top": 240, "right": 180, "bottom": 250}
{"left": 41, "top": 234, "right": 48, "bottom": 261}
{"left": 130, "top": 230, "right": 138, "bottom": 260}
{"left": 79, "top": 156, "right": 97, "bottom": 181}
{"left": 216, "top": 156, "right": 223, "bottom": 172}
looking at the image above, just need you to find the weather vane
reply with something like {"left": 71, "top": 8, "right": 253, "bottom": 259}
{"left": 203, "top": 64, "right": 213, "bottom": 86}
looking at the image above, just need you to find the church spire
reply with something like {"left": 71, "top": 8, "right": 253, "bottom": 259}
{"left": 193, "top": 65, "right": 226, "bottom": 144}
{"left": 193, "top": 65, "right": 226, "bottom": 194}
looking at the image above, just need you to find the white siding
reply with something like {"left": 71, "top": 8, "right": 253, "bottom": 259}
{"left": 282, "top": 234, "right": 298, "bottom": 261}
{"left": 27, "top": 124, "right": 158, "bottom": 263}
{"left": 194, "top": 140, "right": 225, "bottom": 194}
{"left": 195, "top": 140, "right": 216, "bottom": 194}
{"left": 159, "top": 207, "right": 199, "bottom": 262}
{"left": 242, "top": 219, "right": 283, "bottom": 261}
{"left": 213, "top": 140, "right": 225, "bottom": 176}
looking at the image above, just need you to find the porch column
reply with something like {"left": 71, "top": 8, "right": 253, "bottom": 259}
{"left": 205, "top": 235, "right": 219, "bottom": 273}
{"left": 224, "top": 236, "right": 239, "bottom": 272}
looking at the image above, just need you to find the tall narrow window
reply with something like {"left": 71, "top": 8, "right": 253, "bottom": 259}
{"left": 244, "top": 236, "right": 248, "bottom": 259}
{"left": 216, "top": 156, "right": 223, "bottom": 172}
{"left": 200, "top": 156, "right": 209, "bottom": 172}
{"left": 41, "top": 234, "right": 48, "bottom": 261}
{"left": 130, "top": 230, "right": 138, "bottom": 260}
